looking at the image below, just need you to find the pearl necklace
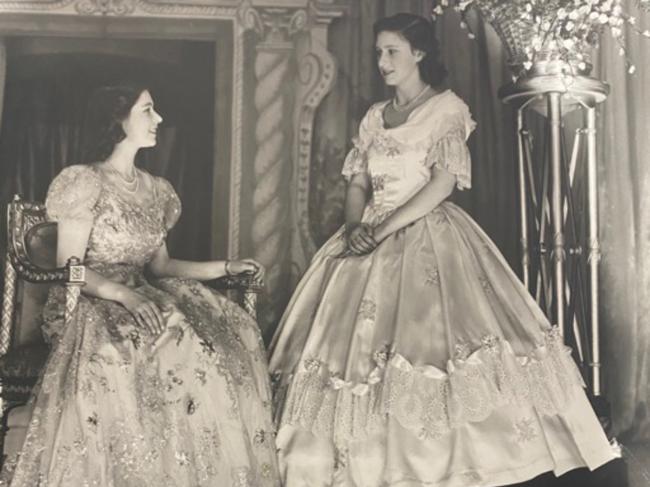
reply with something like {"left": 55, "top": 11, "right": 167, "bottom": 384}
{"left": 391, "top": 85, "right": 431, "bottom": 113}
{"left": 106, "top": 161, "right": 139, "bottom": 194}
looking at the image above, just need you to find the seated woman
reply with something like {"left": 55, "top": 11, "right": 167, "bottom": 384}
{"left": 2, "top": 84, "right": 280, "bottom": 486}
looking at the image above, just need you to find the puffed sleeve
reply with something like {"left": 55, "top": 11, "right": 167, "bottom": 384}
{"left": 425, "top": 107, "right": 476, "bottom": 191}
{"left": 156, "top": 177, "right": 182, "bottom": 231}
{"left": 341, "top": 106, "right": 375, "bottom": 181}
{"left": 45, "top": 165, "right": 101, "bottom": 222}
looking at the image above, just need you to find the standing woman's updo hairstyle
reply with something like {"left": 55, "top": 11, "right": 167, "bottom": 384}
{"left": 82, "top": 83, "right": 148, "bottom": 163}
{"left": 373, "top": 13, "right": 448, "bottom": 87}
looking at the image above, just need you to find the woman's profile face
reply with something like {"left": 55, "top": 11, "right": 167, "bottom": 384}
{"left": 121, "top": 90, "right": 163, "bottom": 149}
{"left": 375, "top": 30, "right": 424, "bottom": 88}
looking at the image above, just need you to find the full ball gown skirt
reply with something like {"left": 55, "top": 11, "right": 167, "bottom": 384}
{"left": 2, "top": 165, "right": 280, "bottom": 486}
{"left": 269, "top": 91, "right": 616, "bottom": 487}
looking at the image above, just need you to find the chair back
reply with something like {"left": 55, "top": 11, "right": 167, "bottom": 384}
{"left": 25, "top": 222, "right": 57, "bottom": 271}
{"left": 2, "top": 196, "right": 65, "bottom": 356}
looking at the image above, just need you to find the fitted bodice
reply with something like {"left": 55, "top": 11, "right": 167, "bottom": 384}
{"left": 342, "top": 91, "right": 476, "bottom": 223}
{"left": 365, "top": 132, "right": 433, "bottom": 219}
{"left": 45, "top": 164, "right": 181, "bottom": 271}
{"left": 86, "top": 180, "right": 169, "bottom": 266}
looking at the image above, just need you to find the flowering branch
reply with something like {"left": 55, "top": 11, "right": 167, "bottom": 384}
{"left": 433, "top": 0, "right": 650, "bottom": 76}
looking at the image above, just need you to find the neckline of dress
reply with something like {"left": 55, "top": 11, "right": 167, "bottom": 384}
{"left": 91, "top": 163, "right": 159, "bottom": 208}
{"left": 378, "top": 88, "right": 450, "bottom": 131}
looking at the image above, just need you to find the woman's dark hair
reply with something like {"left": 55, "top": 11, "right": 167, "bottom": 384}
{"left": 373, "top": 13, "right": 448, "bottom": 86}
{"left": 82, "top": 83, "right": 148, "bottom": 163}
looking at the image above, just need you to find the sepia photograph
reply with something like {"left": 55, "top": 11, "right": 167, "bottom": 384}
{"left": 0, "top": 0, "right": 648, "bottom": 485}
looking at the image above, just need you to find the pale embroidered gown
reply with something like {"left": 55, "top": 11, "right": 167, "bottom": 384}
{"left": 269, "top": 90, "right": 615, "bottom": 487}
{"left": 3, "top": 165, "right": 280, "bottom": 487}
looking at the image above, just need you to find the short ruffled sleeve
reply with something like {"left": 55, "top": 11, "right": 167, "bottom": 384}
{"left": 45, "top": 165, "right": 101, "bottom": 222}
{"left": 156, "top": 177, "right": 182, "bottom": 231}
{"left": 425, "top": 107, "right": 476, "bottom": 191}
{"left": 341, "top": 107, "right": 375, "bottom": 181}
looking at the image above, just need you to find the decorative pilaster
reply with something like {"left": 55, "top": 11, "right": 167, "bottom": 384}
{"left": 290, "top": 3, "right": 340, "bottom": 280}
{"left": 238, "top": 0, "right": 343, "bottom": 329}
{"left": 239, "top": 4, "right": 298, "bottom": 327}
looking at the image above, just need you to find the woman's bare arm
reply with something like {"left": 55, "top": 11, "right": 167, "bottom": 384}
{"left": 56, "top": 219, "right": 165, "bottom": 334}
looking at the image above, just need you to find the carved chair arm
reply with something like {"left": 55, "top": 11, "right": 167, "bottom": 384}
{"left": 1, "top": 255, "right": 85, "bottom": 358}
{"left": 63, "top": 257, "right": 85, "bottom": 330}
{"left": 209, "top": 274, "right": 264, "bottom": 319}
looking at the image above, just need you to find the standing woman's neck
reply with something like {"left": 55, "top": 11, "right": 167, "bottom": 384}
{"left": 394, "top": 76, "right": 430, "bottom": 106}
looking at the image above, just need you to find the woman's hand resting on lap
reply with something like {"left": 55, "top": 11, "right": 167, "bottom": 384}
{"left": 120, "top": 290, "right": 165, "bottom": 336}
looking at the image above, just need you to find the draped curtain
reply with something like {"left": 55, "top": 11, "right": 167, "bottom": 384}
{"left": 309, "top": 0, "right": 650, "bottom": 439}
{"left": 594, "top": 8, "right": 650, "bottom": 440}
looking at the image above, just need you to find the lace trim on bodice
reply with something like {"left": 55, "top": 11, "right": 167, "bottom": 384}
{"left": 272, "top": 328, "right": 585, "bottom": 443}
{"left": 341, "top": 95, "right": 475, "bottom": 197}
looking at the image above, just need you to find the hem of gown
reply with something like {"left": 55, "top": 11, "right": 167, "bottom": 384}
{"left": 383, "top": 446, "right": 616, "bottom": 487}
{"left": 273, "top": 328, "right": 586, "bottom": 443}
{"left": 276, "top": 422, "right": 617, "bottom": 487}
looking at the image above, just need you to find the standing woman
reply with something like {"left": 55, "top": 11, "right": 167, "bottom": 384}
{"left": 270, "top": 13, "right": 615, "bottom": 487}
{"left": 2, "top": 85, "right": 280, "bottom": 486}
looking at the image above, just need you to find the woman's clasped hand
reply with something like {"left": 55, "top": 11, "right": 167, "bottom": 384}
{"left": 345, "top": 222, "right": 378, "bottom": 255}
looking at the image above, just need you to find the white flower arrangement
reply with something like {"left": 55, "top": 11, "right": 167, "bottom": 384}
{"left": 432, "top": 0, "right": 650, "bottom": 75}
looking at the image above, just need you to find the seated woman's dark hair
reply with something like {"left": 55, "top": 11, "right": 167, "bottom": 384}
{"left": 373, "top": 13, "right": 448, "bottom": 87}
{"left": 82, "top": 83, "right": 148, "bottom": 163}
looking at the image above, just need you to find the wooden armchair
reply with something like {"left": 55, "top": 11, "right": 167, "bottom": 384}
{"left": 1, "top": 196, "right": 85, "bottom": 413}
{"left": 0, "top": 194, "right": 262, "bottom": 462}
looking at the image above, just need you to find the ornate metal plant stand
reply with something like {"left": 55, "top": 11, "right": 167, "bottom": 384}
{"left": 499, "top": 73, "right": 609, "bottom": 399}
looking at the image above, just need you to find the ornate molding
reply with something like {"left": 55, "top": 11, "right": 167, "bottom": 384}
{"left": 0, "top": 0, "right": 74, "bottom": 12}
{"left": 75, "top": 0, "right": 135, "bottom": 15}
{"left": 134, "top": 0, "right": 237, "bottom": 18}
{"left": 289, "top": 2, "right": 343, "bottom": 276}
{"left": 0, "top": 0, "right": 238, "bottom": 17}
{"left": 237, "top": 0, "right": 312, "bottom": 45}
{"left": 0, "top": 0, "right": 343, "bottom": 20}
{"left": 292, "top": 43, "right": 336, "bottom": 270}
{"left": 237, "top": 0, "right": 265, "bottom": 34}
